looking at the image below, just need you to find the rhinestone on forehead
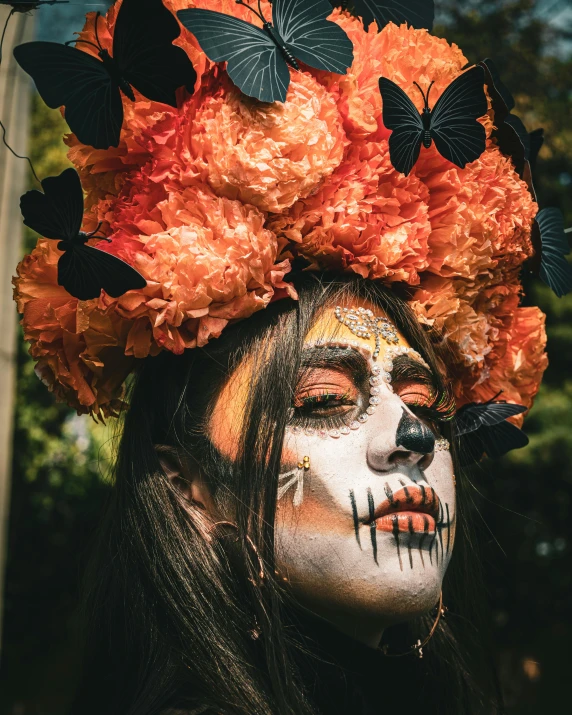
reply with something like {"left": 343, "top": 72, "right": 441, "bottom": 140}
{"left": 290, "top": 340, "right": 434, "bottom": 440}
{"left": 334, "top": 305, "right": 399, "bottom": 359}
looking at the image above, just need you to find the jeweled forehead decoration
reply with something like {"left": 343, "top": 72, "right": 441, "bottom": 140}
{"left": 334, "top": 306, "right": 399, "bottom": 359}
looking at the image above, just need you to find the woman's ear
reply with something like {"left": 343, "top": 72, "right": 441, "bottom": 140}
{"left": 155, "top": 445, "right": 215, "bottom": 514}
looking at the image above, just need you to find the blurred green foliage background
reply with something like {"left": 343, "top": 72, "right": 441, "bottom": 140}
{"left": 0, "top": 1, "right": 570, "bottom": 713}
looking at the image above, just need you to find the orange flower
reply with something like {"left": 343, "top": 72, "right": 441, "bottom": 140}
{"left": 13, "top": 240, "right": 134, "bottom": 417}
{"left": 269, "top": 140, "right": 431, "bottom": 283}
{"left": 190, "top": 72, "right": 347, "bottom": 213}
{"left": 417, "top": 146, "right": 536, "bottom": 279}
{"left": 13, "top": 1, "right": 547, "bottom": 417}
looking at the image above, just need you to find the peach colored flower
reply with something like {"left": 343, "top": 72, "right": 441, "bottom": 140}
{"left": 190, "top": 72, "right": 347, "bottom": 213}
{"left": 317, "top": 17, "right": 486, "bottom": 142}
{"left": 14, "top": 184, "right": 294, "bottom": 415}
{"left": 417, "top": 146, "right": 536, "bottom": 279}
{"left": 269, "top": 140, "right": 431, "bottom": 282}
{"left": 99, "top": 182, "right": 296, "bottom": 355}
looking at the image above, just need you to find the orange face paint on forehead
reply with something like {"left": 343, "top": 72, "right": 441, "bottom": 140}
{"left": 208, "top": 299, "right": 414, "bottom": 460}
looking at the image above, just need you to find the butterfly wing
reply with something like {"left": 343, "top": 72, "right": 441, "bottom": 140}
{"left": 113, "top": 0, "right": 196, "bottom": 107}
{"left": 177, "top": 8, "right": 289, "bottom": 103}
{"left": 378, "top": 76, "right": 423, "bottom": 176}
{"left": 455, "top": 402, "right": 528, "bottom": 464}
{"left": 273, "top": 0, "right": 353, "bottom": 74}
{"left": 13, "top": 41, "right": 123, "bottom": 149}
{"left": 532, "top": 208, "right": 572, "bottom": 298}
{"left": 454, "top": 402, "right": 527, "bottom": 436}
{"left": 479, "top": 57, "right": 514, "bottom": 124}
{"left": 429, "top": 65, "right": 487, "bottom": 169}
{"left": 480, "top": 420, "right": 529, "bottom": 460}
{"left": 528, "top": 128, "right": 544, "bottom": 171}
{"left": 352, "top": 0, "right": 434, "bottom": 31}
{"left": 494, "top": 113, "right": 530, "bottom": 177}
{"left": 20, "top": 168, "right": 84, "bottom": 241}
{"left": 457, "top": 432, "right": 485, "bottom": 467}
{"left": 58, "top": 244, "right": 147, "bottom": 301}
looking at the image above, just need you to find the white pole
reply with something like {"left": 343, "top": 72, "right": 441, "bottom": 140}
{"left": 0, "top": 6, "right": 35, "bottom": 655}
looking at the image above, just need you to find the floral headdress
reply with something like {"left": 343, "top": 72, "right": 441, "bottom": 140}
{"left": 12, "top": 0, "right": 564, "bottom": 437}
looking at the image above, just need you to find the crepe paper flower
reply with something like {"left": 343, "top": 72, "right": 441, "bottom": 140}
{"left": 13, "top": 240, "right": 135, "bottom": 417}
{"left": 190, "top": 72, "right": 347, "bottom": 213}
{"left": 417, "top": 146, "right": 536, "bottom": 280}
{"left": 268, "top": 139, "right": 431, "bottom": 283}
{"left": 410, "top": 274, "right": 548, "bottom": 420}
{"left": 315, "top": 17, "right": 494, "bottom": 143}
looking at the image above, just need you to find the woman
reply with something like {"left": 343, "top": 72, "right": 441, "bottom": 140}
{"left": 71, "top": 274, "right": 500, "bottom": 715}
{"left": 12, "top": 0, "right": 557, "bottom": 713}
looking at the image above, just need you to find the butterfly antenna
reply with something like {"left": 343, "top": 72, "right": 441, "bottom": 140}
{"left": 425, "top": 81, "right": 435, "bottom": 108}
{"left": 0, "top": 118, "right": 41, "bottom": 185}
{"left": 0, "top": 8, "right": 15, "bottom": 65}
{"left": 413, "top": 81, "right": 435, "bottom": 110}
{"left": 486, "top": 390, "right": 504, "bottom": 404}
{"left": 86, "top": 222, "right": 110, "bottom": 241}
{"left": 235, "top": 0, "right": 265, "bottom": 24}
{"left": 93, "top": 11, "right": 103, "bottom": 51}
{"left": 65, "top": 11, "right": 102, "bottom": 51}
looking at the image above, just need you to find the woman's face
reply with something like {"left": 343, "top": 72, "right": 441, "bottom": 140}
{"left": 209, "top": 299, "right": 456, "bottom": 647}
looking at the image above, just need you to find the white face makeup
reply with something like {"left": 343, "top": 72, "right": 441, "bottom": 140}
{"left": 275, "top": 302, "right": 456, "bottom": 647}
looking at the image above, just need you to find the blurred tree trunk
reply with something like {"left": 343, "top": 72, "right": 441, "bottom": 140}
{"left": 0, "top": 6, "right": 34, "bottom": 654}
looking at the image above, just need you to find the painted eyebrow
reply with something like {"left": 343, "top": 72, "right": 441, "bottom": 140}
{"left": 298, "top": 346, "right": 370, "bottom": 383}
{"left": 391, "top": 354, "right": 438, "bottom": 389}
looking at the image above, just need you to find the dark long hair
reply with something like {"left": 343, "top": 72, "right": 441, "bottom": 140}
{"left": 70, "top": 273, "right": 503, "bottom": 715}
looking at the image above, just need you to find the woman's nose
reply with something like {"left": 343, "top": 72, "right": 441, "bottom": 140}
{"left": 366, "top": 405, "right": 435, "bottom": 474}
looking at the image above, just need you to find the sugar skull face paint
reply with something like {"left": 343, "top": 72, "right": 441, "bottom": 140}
{"left": 275, "top": 300, "right": 456, "bottom": 646}
{"left": 208, "top": 298, "right": 456, "bottom": 648}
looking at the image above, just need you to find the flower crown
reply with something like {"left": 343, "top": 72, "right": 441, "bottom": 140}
{"left": 12, "top": 0, "right": 568, "bottom": 438}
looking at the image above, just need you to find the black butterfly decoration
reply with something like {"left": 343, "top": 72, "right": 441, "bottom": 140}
{"left": 529, "top": 208, "right": 572, "bottom": 298}
{"left": 454, "top": 400, "right": 528, "bottom": 466}
{"left": 479, "top": 58, "right": 544, "bottom": 200}
{"left": 330, "top": 0, "right": 434, "bottom": 31}
{"left": 177, "top": 0, "right": 354, "bottom": 104}
{"left": 528, "top": 127, "right": 544, "bottom": 172}
{"left": 20, "top": 168, "right": 146, "bottom": 301}
{"left": 378, "top": 65, "right": 488, "bottom": 176}
{"left": 13, "top": 0, "right": 197, "bottom": 149}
